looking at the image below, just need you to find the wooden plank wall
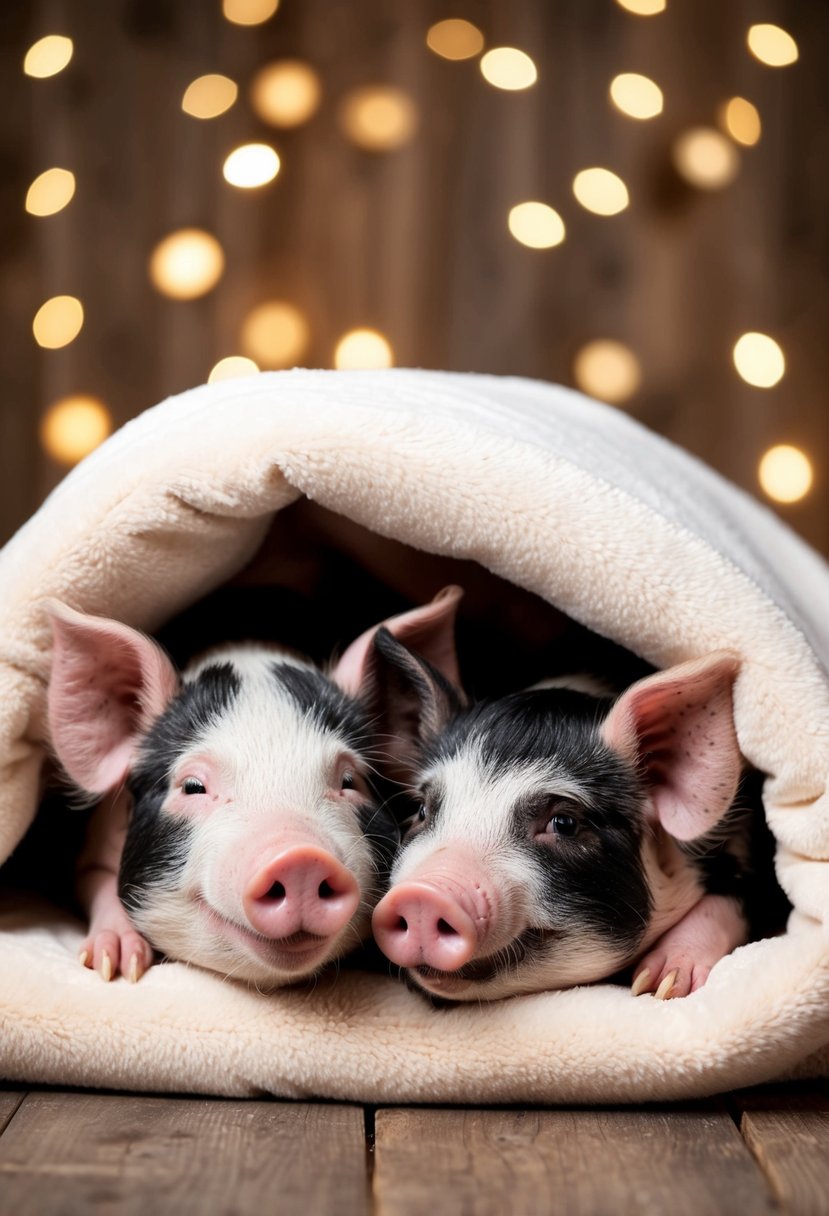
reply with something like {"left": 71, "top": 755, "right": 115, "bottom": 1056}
{"left": 2, "top": 0, "right": 827, "bottom": 552}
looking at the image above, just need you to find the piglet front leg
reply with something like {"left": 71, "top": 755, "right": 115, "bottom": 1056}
{"left": 631, "top": 894, "right": 748, "bottom": 1000}
{"left": 77, "top": 791, "right": 154, "bottom": 983}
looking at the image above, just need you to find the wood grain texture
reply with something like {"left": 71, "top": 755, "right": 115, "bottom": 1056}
{"left": 0, "top": 1091, "right": 26, "bottom": 1136}
{"left": 373, "top": 1105, "right": 777, "bottom": 1216}
{"left": 736, "top": 1089, "right": 829, "bottom": 1216}
{"left": 0, "top": 1092, "right": 369, "bottom": 1216}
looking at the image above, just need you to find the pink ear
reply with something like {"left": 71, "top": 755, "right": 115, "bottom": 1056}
{"left": 600, "top": 652, "right": 741, "bottom": 841}
{"left": 45, "top": 600, "right": 179, "bottom": 794}
{"left": 332, "top": 585, "right": 463, "bottom": 696}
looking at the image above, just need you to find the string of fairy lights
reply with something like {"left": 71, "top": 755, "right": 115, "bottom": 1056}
{"left": 22, "top": 0, "right": 810, "bottom": 506}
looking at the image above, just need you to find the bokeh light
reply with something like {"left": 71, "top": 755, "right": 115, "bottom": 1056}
{"left": 615, "top": 0, "right": 666, "bottom": 13}
{"left": 759, "top": 446, "right": 812, "bottom": 504}
{"left": 250, "top": 60, "right": 321, "bottom": 127}
{"left": 426, "top": 20, "right": 484, "bottom": 61}
{"left": 609, "top": 73, "right": 663, "bottom": 120}
{"left": 572, "top": 168, "right": 629, "bottom": 216}
{"left": 673, "top": 128, "right": 739, "bottom": 190}
{"left": 40, "top": 396, "right": 111, "bottom": 465}
{"left": 733, "top": 333, "right": 785, "bottom": 388}
{"left": 182, "top": 74, "right": 238, "bottom": 119}
{"left": 33, "top": 296, "right": 83, "bottom": 349}
{"left": 718, "top": 97, "right": 761, "bottom": 147}
{"left": 573, "top": 340, "right": 641, "bottom": 404}
{"left": 334, "top": 329, "right": 394, "bottom": 369}
{"left": 25, "top": 168, "right": 76, "bottom": 217}
{"left": 208, "top": 356, "right": 260, "bottom": 383}
{"left": 149, "top": 229, "right": 225, "bottom": 300}
{"left": 480, "top": 48, "right": 537, "bottom": 91}
{"left": 222, "top": 0, "right": 279, "bottom": 25}
{"left": 24, "top": 35, "right": 73, "bottom": 78}
{"left": 338, "top": 87, "right": 418, "bottom": 152}
{"left": 241, "top": 302, "right": 309, "bottom": 367}
{"left": 508, "top": 202, "right": 565, "bottom": 249}
{"left": 747, "top": 24, "right": 799, "bottom": 67}
{"left": 222, "top": 143, "right": 280, "bottom": 189}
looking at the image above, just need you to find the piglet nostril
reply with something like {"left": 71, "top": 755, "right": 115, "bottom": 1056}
{"left": 318, "top": 880, "right": 334, "bottom": 900}
{"left": 396, "top": 916, "right": 408, "bottom": 933}
{"left": 266, "top": 881, "right": 286, "bottom": 903}
{"left": 437, "top": 918, "right": 459, "bottom": 937}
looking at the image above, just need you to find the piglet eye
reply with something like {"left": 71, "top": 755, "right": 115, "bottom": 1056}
{"left": 182, "top": 777, "right": 206, "bottom": 795}
{"left": 548, "top": 813, "right": 578, "bottom": 838}
{"left": 341, "top": 771, "right": 356, "bottom": 791}
{"left": 416, "top": 804, "right": 428, "bottom": 823}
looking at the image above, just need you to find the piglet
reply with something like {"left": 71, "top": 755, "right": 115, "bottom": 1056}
{"left": 370, "top": 629, "right": 753, "bottom": 1002}
{"left": 45, "top": 586, "right": 462, "bottom": 988}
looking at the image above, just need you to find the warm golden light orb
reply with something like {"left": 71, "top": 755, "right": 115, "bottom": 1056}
{"left": 480, "top": 48, "right": 537, "bottom": 91}
{"left": 426, "top": 19, "right": 484, "bottom": 61}
{"left": 250, "top": 60, "right": 321, "bottom": 127}
{"left": 338, "top": 87, "right": 418, "bottom": 151}
{"left": 733, "top": 333, "right": 785, "bottom": 388}
{"left": 40, "top": 395, "right": 112, "bottom": 465}
{"left": 207, "top": 356, "right": 260, "bottom": 383}
{"left": 26, "top": 168, "right": 76, "bottom": 217}
{"left": 222, "top": 0, "right": 279, "bottom": 25}
{"left": 615, "top": 0, "right": 666, "bottom": 13}
{"left": 508, "top": 202, "right": 565, "bottom": 249}
{"left": 573, "top": 340, "right": 641, "bottom": 404}
{"left": 24, "top": 35, "right": 73, "bottom": 78}
{"left": 759, "top": 446, "right": 812, "bottom": 504}
{"left": 149, "top": 229, "right": 225, "bottom": 300}
{"left": 222, "top": 143, "right": 280, "bottom": 189}
{"left": 33, "top": 296, "right": 83, "bottom": 349}
{"left": 572, "top": 168, "right": 629, "bottom": 216}
{"left": 673, "top": 128, "right": 739, "bottom": 190}
{"left": 609, "top": 73, "right": 663, "bottom": 120}
{"left": 334, "top": 329, "right": 394, "bottom": 369}
{"left": 241, "top": 302, "right": 309, "bottom": 367}
{"left": 718, "top": 97, "right": 761, "bottom": 146}
{"left": 182, "top": 75, "right": 238, "bottom": 119}
{"left": 747, "top": 24, "right": 799, "bottom": 67}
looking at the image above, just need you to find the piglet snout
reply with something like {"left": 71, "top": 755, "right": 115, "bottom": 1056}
{"left": 243, "top": 846, "right": 360, "bottom": 941}
{"left": 372, "top": 880, "right": 485, "bottom": 971}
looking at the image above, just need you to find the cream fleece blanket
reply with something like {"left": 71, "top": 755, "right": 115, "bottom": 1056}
{"left": 2, "top": 368, "right": 829, "bottom": 1101}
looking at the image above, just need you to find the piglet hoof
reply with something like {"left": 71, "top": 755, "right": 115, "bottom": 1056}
{"left": 79, "top": 929, "right": 154, "bottom": 982}
{"left": 631, "top": 956, "right": 696, "bottom": 1001}
{"left": 631, "top": 893, "right": 746, "bottom": 1001}
{"left": 630, "top": 968, "right": 652, "bottom": 998}
{"left": 632, "top": 959, "right": 709, "bottom": 1000}
{"left": 654, "top": 968, "right": 680, "bottom": 1000}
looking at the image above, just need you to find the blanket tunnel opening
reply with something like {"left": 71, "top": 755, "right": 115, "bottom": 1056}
{"left": 1, "top": 498, "right": 790, "bottom": 956}
{"left": 1, "top": 369, "right": 829, "bottom": 1102}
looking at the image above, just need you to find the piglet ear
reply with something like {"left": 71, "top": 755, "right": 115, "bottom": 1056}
{"left": 331, "top": 585, "right": 463, "bottom": 696}
{"left": 368, "top": 627, "right": 465, "bottom": 785}
{"left": 45, "top": 600, "right": 179, "bottom": 794}
{"left": 600, "top": 652, "right": 741, "bottom": 841}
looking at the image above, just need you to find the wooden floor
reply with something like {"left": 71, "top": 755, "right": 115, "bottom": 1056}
{"left": 1, "top": 1085, "right": 827, "bottom": 1215}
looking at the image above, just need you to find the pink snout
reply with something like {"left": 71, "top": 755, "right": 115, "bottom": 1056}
{"left": 243, "top": 846, "right": 360, "bottom": 942}
{"left": 372, "top": 881, "right": 482, "bottom": 971}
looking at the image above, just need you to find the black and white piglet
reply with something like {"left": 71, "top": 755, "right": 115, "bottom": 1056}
{"left": 371, "top": 629, "right": 758, "bottom": 1002}
{"left": 45, "top": 587, "right": 462, "bottom": 988}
